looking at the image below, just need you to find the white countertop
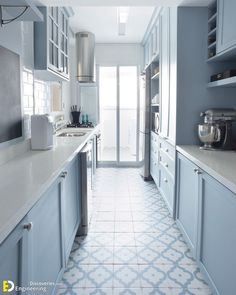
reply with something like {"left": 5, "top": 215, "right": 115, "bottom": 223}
{"left": 0, "top": 126, "right": 99, "bottom": 245}
{"left": 177, "top": 145, "right": 236, "bottom": 194}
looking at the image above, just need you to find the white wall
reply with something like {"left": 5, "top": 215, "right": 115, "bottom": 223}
{"left": 96, "top": 43, "right": 143, "bottom": 68}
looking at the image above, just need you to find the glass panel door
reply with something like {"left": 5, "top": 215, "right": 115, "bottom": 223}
{"left": 119, "top": 66, "right": 138, "bottom": 162}
{"left": 99, "top": 67, "right": 117, "bottom": 162}
{"left": 98, "top": 66, "right": 139, "bottom": 165}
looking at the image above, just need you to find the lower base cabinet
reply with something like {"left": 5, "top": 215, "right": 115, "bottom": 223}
{"left": 28, "top": 178, "right": 64, "bottom": 295}
{"left": 176, "top": 153, "right": 199, "bottom": 258}
{"left": 198, "top": 173, "right": 236, "bottom": 295}
{"left": 0, "top": 154, "right": 81, "bottom": 295}
{"left": 177, "top": 152, "right": 236, "bottom": 295}
{"left": 0, "top": 217, "right": 29, "bottom": 294}
{"left": 62, "top": 157, "right": 81, "bottom": 262}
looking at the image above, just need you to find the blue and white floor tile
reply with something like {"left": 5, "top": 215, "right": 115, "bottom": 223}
{"left": 57, "top": 168, "right": 212, "bottom": 295}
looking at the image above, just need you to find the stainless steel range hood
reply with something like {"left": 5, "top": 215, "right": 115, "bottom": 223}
{"left": 76, "top": 32, "right": 95, "bottom": 83}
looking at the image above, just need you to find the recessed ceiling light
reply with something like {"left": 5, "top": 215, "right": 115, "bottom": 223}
{"left": 117, "top": 7, "right": 130, "bottom": 36}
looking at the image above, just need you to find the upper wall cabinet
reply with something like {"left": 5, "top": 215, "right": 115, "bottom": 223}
{"left": 144, "top": 17, "right": 160, "bottom": 68}
{"left": 217, "top": 0, "right": 236, "bottom": 54}
{"left": 34, "top": 7, "right": 73, "bottom": 81}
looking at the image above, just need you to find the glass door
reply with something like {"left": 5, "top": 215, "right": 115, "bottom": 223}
{"left": 98, "top": 67, "right": 117, "bottom": 162}
{"left": 98, "top": 66, "right": 139, "bottom": 165}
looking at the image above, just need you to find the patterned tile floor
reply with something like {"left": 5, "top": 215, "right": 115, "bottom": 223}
{"left": 57, "top": 168, "right": 212, "bottom": 295}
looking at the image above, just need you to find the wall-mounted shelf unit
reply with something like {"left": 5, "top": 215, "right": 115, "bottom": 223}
{"left": 208, "top": 76, "right": 236, "bottom": 88}
{"left": 207, "top": 0, "right": 217, "bottom": 59}
{"left": 151, "top": 72, "right": 160, "bottom": 80}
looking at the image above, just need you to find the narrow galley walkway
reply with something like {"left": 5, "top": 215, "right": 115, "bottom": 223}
{"left": 57, "top": 168, "right": 211, "bottom": 295}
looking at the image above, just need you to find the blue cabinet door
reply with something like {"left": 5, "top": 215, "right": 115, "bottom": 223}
{"left": 217, "top": 0, "right": 236, "bottom": 53}
{"left": 159, "top": 7, "right": 170, "bottom": 139}
{"left": 62, "top": 157, "right": 81, "bottom": 261}
{"left": 176, "top": 153, "right": 199, "bottom": 257}
{"left": 28, "top": 178, "right": 64, "bottom": 295}
{"left": 0, "top": 217, "right": 29, "bottom": 294}
{"left": 198, "top": 172, "right": 236, "bottom": 295}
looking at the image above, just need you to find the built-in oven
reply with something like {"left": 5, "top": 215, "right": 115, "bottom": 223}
{"left": 78, "top": 140, "right": 94, "bottom": 235}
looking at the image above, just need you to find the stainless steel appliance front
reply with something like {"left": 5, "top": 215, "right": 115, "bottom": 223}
{"left": 78, "top": 141, "right": 94, "bottom": 235}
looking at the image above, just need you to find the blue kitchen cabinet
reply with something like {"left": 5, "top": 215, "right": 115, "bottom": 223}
{"left": 150, "top": 131, "right": 159, "bottom": 186}
{"left": 198, "top": 172, "right": 236, "bottom": 295}
{"left": 34, "top": 7, "right": 72, "bottom": 81}
{"left": 62, "top": 157, "right": 81, "bottom": 261}
{"left": 0, "top": 217, "right": 29, "bottom": 293}
{"left": 176, "top": 153, "right": 199, "bottom": 258}
{"left": 27, "top": 177, "right": 64, "bottom": 295}
{"left": 217, "top": 0, "right": 236, "bottom": 54}
{"left": 159, "top": 7, "right": 170, "bottom": 139}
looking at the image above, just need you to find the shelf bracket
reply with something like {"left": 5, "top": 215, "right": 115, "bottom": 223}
{"left": 0, "top": 5, "right": 29, "bottom": 27}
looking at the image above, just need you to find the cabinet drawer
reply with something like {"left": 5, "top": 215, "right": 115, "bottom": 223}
{"left": 159, "top": 137, "right": 175, "bottom": 160}
{"left": 159, "top": 164, "right": 174, "bottom": 213}
{"left": 159, "top": 148, "right": 175, "bottom": 177}
{"left": 150, "top": 155, "right": 159, "bottom": 186}
{"left": 151, "top": 131, "right": 159, "bottom": 145}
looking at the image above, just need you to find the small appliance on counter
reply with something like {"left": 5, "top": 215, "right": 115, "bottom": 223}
{"left": 198, "top": 108, "right": 236, "bottom": 150}
{"left": 31, "top": 114, "right": 54, "bottom": 150}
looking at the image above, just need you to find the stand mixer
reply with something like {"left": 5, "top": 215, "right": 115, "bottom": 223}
{"left": 198, "top": 109, "right": 236, "bottom": 150}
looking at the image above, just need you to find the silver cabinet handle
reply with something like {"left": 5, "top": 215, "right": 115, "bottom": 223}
{"left": 165, "top": 148, "right": 169, "bottom": 153}
{"left": 194, "top": 168, "right": 202, "bottom": 175}
{"left": 164, "top": 163, "right": 168, "bottom": 168}
{"left": 60, "top": 171, "right": 67, "bottom": 178}
{"left": 23, "top": 222, "right": 33, "bottom": 231}
{"left": 164, "top": 178, "right": 168, "bottom": 183}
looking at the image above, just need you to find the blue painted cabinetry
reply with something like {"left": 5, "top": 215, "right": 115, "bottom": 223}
{"left": 62, "top": 157, "right": 81, "bottom": 262}
{"left": 0, "top": 216, "right": 29, "bottom": 293}
{"left": 177, "top": 152, "right": 236, "bottom": 294}
{"left": 0, "top": 154, "right": 81, "bottom": 295}
{"left": 150, "top": 131, "right": 159, "bottom": 185}
{"left": 28, "top": 177, "right": 64, "bottom": 295}
{"left": 217, "top": 0, "right": 236, "bottom": 54}
{"left": 198, "top": 172, "right": 236, "bottom": 295}
{"left": 176, "top": 153, "right": 199, "bottom": 257}
{"left": 34, "top": 7, "right": 72, "bottom": 81}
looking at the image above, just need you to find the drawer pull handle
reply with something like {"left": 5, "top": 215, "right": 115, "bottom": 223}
{"left": 61, "top": 171, "right": 67, "bottom": 178}
{"left": 23, "top": 222, "right": 33, "bottom": 231}
{"left": 164, "top": 163, "right": 168, "bottom": 168}
{"left": 194, "top": 168, "right": 202, "bottom": 175}
{"left": 164, "top": 178, "right": 168, "bottom": 183}
{"left": 165, "top": 148, "right": 169, "bottom": 153}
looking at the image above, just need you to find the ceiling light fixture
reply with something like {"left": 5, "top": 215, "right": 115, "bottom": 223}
{"left": 117, "top": 7, "right": 130, "bottom": 36}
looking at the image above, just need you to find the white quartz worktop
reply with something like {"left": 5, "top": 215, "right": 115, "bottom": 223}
{"left": 0, "top": 126, "right": 99, "bottom": 245}
{"left": 177, "top": 145, "right": 236, "bottom": 194}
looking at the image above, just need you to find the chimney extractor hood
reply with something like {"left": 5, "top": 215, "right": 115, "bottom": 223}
{"left": 76, "top": 32, "right": 95, "bottom": 83}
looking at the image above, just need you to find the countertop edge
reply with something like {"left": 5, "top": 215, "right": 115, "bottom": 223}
{"left": 0, "top": 125, "right": 100, "bottom": 245}
{"left": 176, "top": 145, "right": 236, "bottom": 194}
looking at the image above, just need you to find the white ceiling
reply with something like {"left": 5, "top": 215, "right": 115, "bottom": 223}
{"left": 70, "top": 7, "right": 154, "bottom": 43}
{"left": 35, "top": 0, "right": 212, "bottom": 6}
{"left": 34, "top": 0, "right": 213, "bottom": 43}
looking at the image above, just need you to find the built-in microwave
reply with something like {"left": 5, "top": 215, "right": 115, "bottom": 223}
{"left": 152, "top": 112, "right": 160, "bottom": 134}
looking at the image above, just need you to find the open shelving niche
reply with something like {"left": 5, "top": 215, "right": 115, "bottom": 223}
{"left": 207, "top": 0, "right": 236, "bottom": 88}
{"left": 149, "top": 56, "right": 160, "bottom": 133}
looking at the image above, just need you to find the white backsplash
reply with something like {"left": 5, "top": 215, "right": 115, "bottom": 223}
{"left": 0, "top": 69, "right": 52, "bottom": 166}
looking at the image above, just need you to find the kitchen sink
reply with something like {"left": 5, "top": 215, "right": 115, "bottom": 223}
{"left": 57, "top": 132, "right": 86, "bottom": 137}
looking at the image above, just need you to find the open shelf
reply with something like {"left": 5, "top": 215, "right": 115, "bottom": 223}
{"left": 208, "top": 41, "right": 216, "bottom": 49}
{"left": 151, "top": 103, "right": 159, "bottom": 107}
{"left": 208, "top": 27, "right": 216, "bottom": 37}
{"left": 208, "top": 76, "right": 236, "bottom": 87}
{"left": 208, "top": 12, "right": 217, "bottom": 24}
{"left": 151, "top": 72, "right": 160, "bottom": 80}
